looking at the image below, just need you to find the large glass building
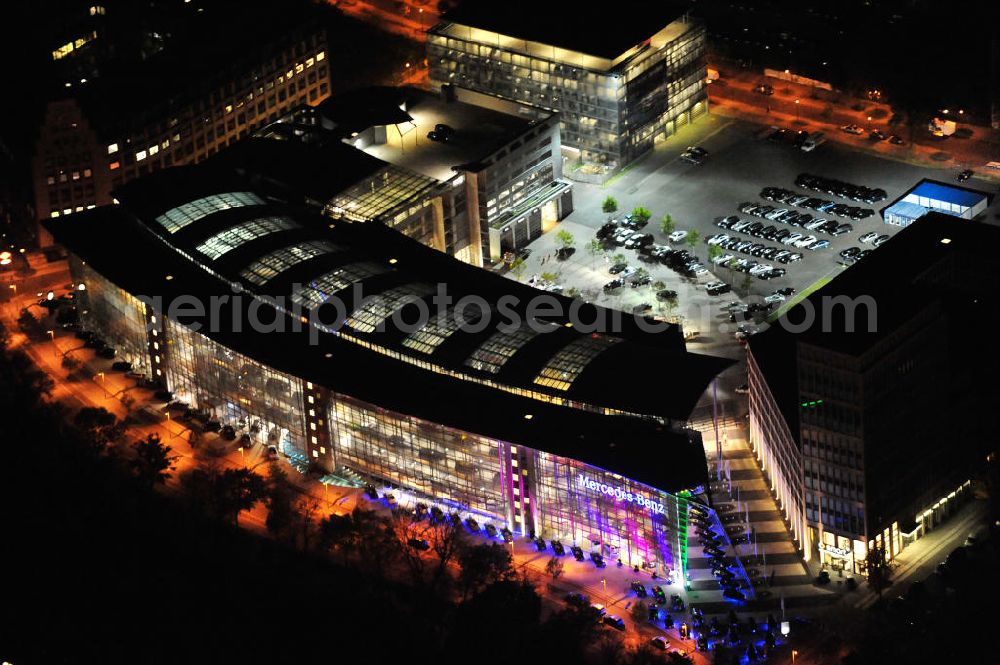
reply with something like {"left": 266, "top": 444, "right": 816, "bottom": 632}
{"left": 47, "top": 164, "right": 732, "bottom": 576}
{"left": 427, "top": 1, "right": 708, "bottom": 168}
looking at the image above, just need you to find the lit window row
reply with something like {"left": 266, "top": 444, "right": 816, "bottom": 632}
{"left": 155, "top": 191, "right": 266, "bottom": 233}
{"left": 195, "top": 216, "right": 299, "bottom": 261}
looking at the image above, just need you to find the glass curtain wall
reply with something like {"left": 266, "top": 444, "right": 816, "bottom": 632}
{"left": 73, "top": 259, "right": 151, "bottom": 372}
{"left": 164, "top": 320, "right": 307, "bottom": 458}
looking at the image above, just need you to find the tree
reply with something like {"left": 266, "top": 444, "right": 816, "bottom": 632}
{"left": 555, "top": 229, "right": 575, "bottom": 250}
{"left": 660, "top": 214, "right": 675, "bottom": 236}
{"left": 630, "top": 599, "right": 649, "bottom": 623}
{"left": 130, "top": 433, "right": 176, "bottom": 488}
{"left": 866, "top": 544, "right": 892, "bottom": 599}
{"left": 707, "top": 243, "right": 724, "bottom": 263}
{"left": 318, "top": 513, "right": 354, "bottom": 564}
{"left": 632, "top": 206, "right": 652, "bottom": 225}
{"left": 427, "top": 522, "right": 466, "bottom": 595}
{"left": 73, "top": 406, "right": 126, "bottom": 449}
{"left": 601, "top": 196, "right": 618, "bottom": 216}
{"left": 540, "top": 271, "right": 559, "bottom": 284}
{"left": 264, "top": 462, "right": 296, "bottom": 542}
{"left": 727, "top": 257, "right": 741, "bottom": 282}
{"left": 215, "top": 467, "right": 267, "bottom": 526}
{"left": 685, "top": 229, "right": 700, "bottom": 249}
{"left": 509, "top": 257, "right": 527, "bottom": 281}
{"left": 457, "top": 542, "right": 515, "bottom": 599}
{"left": 586, "top": 238, "right": 605, "bottom": 268}
{"left": 611, "top": 253, "right": 627, "bottom": 265}
{"left": 545, "top": 556, "right": 564, "bottom": 582}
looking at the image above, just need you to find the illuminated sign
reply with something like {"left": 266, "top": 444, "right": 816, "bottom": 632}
{"left": 578, "top": 475, "right": 665, "bottom": 514}
{"left": 818, "top": 542, "right": 851, "bottom": 558}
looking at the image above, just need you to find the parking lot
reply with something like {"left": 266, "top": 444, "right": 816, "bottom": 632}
{"left": 541, "top": 115, "right": 1000, "bottom": 343}
{"left": 568, "top": 115, "right": 999, "bottom": 300}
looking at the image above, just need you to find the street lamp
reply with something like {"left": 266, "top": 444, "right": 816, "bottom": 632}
{"left": 48, "top": 330, "right": 57, "bottom": 356}
{"left": 96, "top": 371, "right": 107, "bottom": 397}
{"left": 794, "top": 99, "right": 800, "bottom": 120}
{"left": 238, "top": 446, "right": 245, "bottom": 466}
{"left": 792, "top": 650, "right": 799, "bottom": 664}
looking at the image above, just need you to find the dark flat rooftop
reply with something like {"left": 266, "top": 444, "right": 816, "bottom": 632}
{"left": 749, "top": 212, "right": 1000, "bottom": 438}
{"left": 439, "top": 0, "right": 688, "bottom": 60}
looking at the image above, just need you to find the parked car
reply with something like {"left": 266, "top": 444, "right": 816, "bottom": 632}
{"left": 859, "top": 232, "right": 878, "bottom": 244}
{"left": 609, "top": 262, "right": 628, "bottom": 274}
{"left": 958, "top": 169, "right": 974, "bottom": 182}
{"left": 668, "top": 230, "right": 688, "bottom": 243}
{"left": 603, "top": 615, "right": 626, "bottom": 631}
{"left": 604, "top": 279, "right": 625, "bottom": 292}
{"left": 706, "top": 281, "right": 731, "bottom": 296}
{"left": 872, "top": 234, "right": 890, "bottom": 247}
{"left": 840, "top": 124, "right": 864, "bottom": 135}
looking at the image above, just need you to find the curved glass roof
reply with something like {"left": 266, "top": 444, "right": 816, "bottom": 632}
{"left": 464, "top": 322, "right": 558, "bottom": 374}
{"left": 401, "top": 310, "right": 476, "bottom": 355}
{"left": 195, "top": 215, "right": 299, "bottom": 261}
{"left": 293, "top": 262, "right": 389, "bottom": 309}
{"left": 533, "top": 335, "right": 621, "bottom": 391}
{"left": 346, "top": 283, "right": 435, "bottom": 333}
{"left": 155, "top": 191, "right": 265, "bottom": 233}
{"left": 239, "top": 240, "right": 340, "bottom": 285}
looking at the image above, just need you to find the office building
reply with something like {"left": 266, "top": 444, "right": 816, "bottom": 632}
{"left": 427, "top": 1, "right": 708, "bottom": 169}
{"left": 45, "top": 162, "right": 733, "bottom": 576}
{"left": 222, "top": 85, "right": 572, "bottom": 266}
{"left": 748, "top": 214, "right": 999, "bottom": 574}
{"left": 32, "top": 0, "right": 331, "bottom": 231}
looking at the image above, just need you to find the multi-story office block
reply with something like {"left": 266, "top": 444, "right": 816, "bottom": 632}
{"left": 748, "top": 214, "right": 999, "bottom": 574}
{"left": 427, "top": 1, "right": 707, "bottom": 168}
{"left": 46, "top": 163, "right": 733, "bottom": 577}
{"left": 221, "top": 85, "right": 572, "bottom": 266}
{"left": 32, "top": 0, "right": 331, "bottom": 232}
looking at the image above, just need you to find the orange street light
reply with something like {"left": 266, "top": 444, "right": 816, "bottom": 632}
{"left": 96, "top": 371, "right": 107, "bottom": 397}
{"left": 792, "top": 650, "right": 799, "bottom": 664}
{"left": 238, "top": 446, "right": 245, "bottom": 466}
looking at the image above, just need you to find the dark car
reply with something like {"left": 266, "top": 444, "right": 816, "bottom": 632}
{"left": 609, "top": 262, "right": 628, "bottom": 274}
{"left": 465, "top": 517, "right": 480, "bottom": 532}
{"left": 631, "top": 581, "right": 648, "bottom": 597}
{"left": 958, "top": 169, "right": 974, "bottom": 181}
{"left": 603, "top": 615, "right": 626, "bottom": 631}
{"left": 407, "top": 538, "right": 430, "bottom": 551}
{"left": 111, "top": 360, "right": 133, "bottom": 372}
{"left": 632, "top": 303, "right": 652, "bottom": 315}
{"left": 565, "top": 592, "right": 589, "bottom": 608}
{"left": 97, "top": 346, "right": 116, "bottom": 359}
{"left": 485, "top": 524, "right": 498, "bottom": 539}
{"left": 551, "top": 540, "right": 566, "bottom": 556}
{"left": 630, "top": 274, "right": 652, "bottom": 287}
{"left": 590, "top": 552, "right": 606, "bottom": 568}
{"left": 571, "top": 545, "right": 585, "bottom": 561}
{"left": 603, "top": 278, "right": 625, "bottom": 292}
{"left": 426, "top": 130, "right": 451, "bottom": 142}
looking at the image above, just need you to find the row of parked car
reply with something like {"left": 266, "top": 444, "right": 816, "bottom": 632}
{"left": 737, "top": 201, "right": 855, "bottom": 237}
{"left": 760, "top": 186, "right": 876, "bottom": 221}
{"left": 794, "top": 173, "right": 887, "bottom": 204}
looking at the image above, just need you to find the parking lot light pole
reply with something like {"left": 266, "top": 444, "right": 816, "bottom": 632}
{"left": 794, "top": 99, "right": 800, "bottom": 121}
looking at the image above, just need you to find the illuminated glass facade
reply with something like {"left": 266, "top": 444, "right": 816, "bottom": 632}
{"left": 72, "top": 258, "right": 151, "bottom": 372}
{"left": 164, "top": 317, "right": 309, "bottom": 460}
{"left": 428, "top": 17, "right": 707, "bottom": 165}
{"left": 75, "top": 262, "right": 705, "bottom": 575}
{"left": 156, "top": 192, "right": 265, "bottom": 233}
